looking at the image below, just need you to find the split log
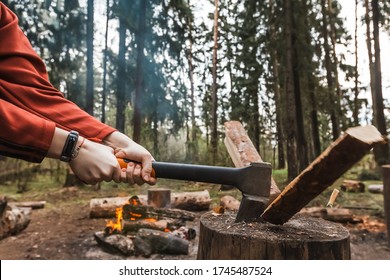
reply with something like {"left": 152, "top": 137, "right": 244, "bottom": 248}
{"left": 220, "top": 195, "right": 240, "bottom": 211}
{"left": 170, "top": 190, "right": 211, "bottom": 211}
{"left": 134, "top": 228, "right": 189, "bottom": 257}
{"left": 0, "top": 206, "right": 31, "bottom": 239}
{"left": 197, "top": 211, "right": 350, "bottom": 260}
{"left": 262, "top": 125, "right": 386, "bottom": 225}
{"left": 148, "top": 189, "right": 171, "bottom": 208}
{"left": 122, "top": 204, "right": 195, "bottom": 222}
{"left": 383, "top": 165, "right": 390, "bottom": 246}
{"left": 122, "top": 219, "right": 185, "bottom": 234}
{"left": 341, "top": 180, "right": 365, "bottom": 192}
{"left": 89, "top": 190, "right": 210, "bottom": 218}
{"left": 9, "top": 200, "right": 46, "bottom": 209}
{"left": 224, "top": 121, "right": 280, "bottom": 203}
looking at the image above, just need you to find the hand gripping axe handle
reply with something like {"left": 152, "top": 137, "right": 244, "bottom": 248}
{"left": 118, "top": 159, "right": 272, "bottom": 222}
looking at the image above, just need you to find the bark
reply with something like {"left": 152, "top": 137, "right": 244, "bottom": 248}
{"left": 371, "top": 0, "right": 390, "bottom": 165}
{"left": 341, "top": 179, "right": 365, "bottom": 192}
{"left": 0, "top": 206, "right": 31, "bottom": 240}
{"left": 353, "top": 0, "right": 359, "bottom": 126}
{"left": 284, "top": 0, "right": 299, "bottom": 180}
{"left": 170, "top": 190, "right": 211, "bottom": 211}
{"left": 382, "top": 165, "right": 390, "bottom": 246}
{"left": 134, "top": 228, "right": 189, "bottom": 256}
{"left": 122, "top": 204, "right": 195, "bottom": 222}
{"left": 116, "top": 8, "right": 126, "bottom": 132}
{"left": 197, "top": 211, "right": 350, "bottom": 259}
{"left": 133, "top": 0, "right": 147, "bottom": 143}
{"left": 9, "top": 201, "right": 46, "bottom": 209}
{"left": 86, "top": 0, "right": 94, "bottom": 115}
{"left": 89, "top": 191, "right": 210, "bottom": 218}
{"left": 101, "top": 0, "right": 110, "bottom": 123}
{"left": 262, "top": 125, "right": 386, "bottom": 225}
{"left": 321, "top": 0, "right": 339, "bottom": 141}
{"left": 211, "top": 0, "right": 219, "bottom": 164}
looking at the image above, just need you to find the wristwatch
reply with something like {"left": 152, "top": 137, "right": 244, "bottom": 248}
{"left": 60, "top": 130, "right": 79, "bottom": 162}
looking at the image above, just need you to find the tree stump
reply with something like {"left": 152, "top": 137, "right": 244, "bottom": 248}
{"left": 383, "top": 165, "right": 390, "bottom": 246}
{"left": 197, "top": 211, "right": 350, "bottom": 260}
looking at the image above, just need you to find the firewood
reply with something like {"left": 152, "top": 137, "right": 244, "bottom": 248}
{"left": 0, "top": 206, "right": 31, "bottom": 240}
{"left": 122, "top": 220, "right": 168, "bottom": 234}
{"left": 224, "top": 121, "right": 280, "bottom": 202}
{"left": 220, "top": 195, "right": 240, "bottom": 211}
{"left": 122, "top": 204, "right": 195, "bottom": 222}
{"left": 89, "top": 190, "right": 210, "bottom": 218}
{"left": 170, "top": 190, "right": 211, "bottom": 211}
{"left": 368, "top": 184, "right": 384, "bottom": 194}
{"left": 341, "top": 180, "right": 365, "bottom": 192}
{"left": 262, "top": 125, "right": 386, "bottom": 225}
{"left": 94, "top": 231, "right": 134, "bottom": 256}
{"left": 9, "top": 200, "right": 46, "bottom": 209}
{"left": 134, "top": 228, "right": 189, "bottom": 257}
{"left": 148, "top": 189, "right": 171, "bottom": 208}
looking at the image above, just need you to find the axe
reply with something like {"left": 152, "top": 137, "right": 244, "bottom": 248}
{"left": 118, "top": 159, "right": 272, "bottom": 222}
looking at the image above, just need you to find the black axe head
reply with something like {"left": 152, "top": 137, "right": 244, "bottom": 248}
{"left": 229, "top": 162, "right": 272, "bottom": 223}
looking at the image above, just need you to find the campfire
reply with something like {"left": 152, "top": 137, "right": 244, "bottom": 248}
{"left": 94, "top": 195, "right": 196, "bottom": 257}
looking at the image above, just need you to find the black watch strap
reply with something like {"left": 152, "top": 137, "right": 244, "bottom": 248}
{"left": 60, "top": 131, "right": 79, "bottom": 162}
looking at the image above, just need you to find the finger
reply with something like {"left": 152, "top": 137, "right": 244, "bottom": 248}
{"left": 140, "top": 155, "right": 154, "bottom": 182}
{"left": 133, "top": 164, "right": 144, "bottom": 185}
{"left": 112, "top": 166, "right": 122, "bottom": 183}
{"left": 125, "top": 162, "right": 136, "bottom": 185}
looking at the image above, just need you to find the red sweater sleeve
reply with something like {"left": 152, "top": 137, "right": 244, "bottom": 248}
{"left": 0, "top": 3, "right": 115, "bottom": 157}
{"left": 0, "top": 99, "right": 56, "bottom": 162}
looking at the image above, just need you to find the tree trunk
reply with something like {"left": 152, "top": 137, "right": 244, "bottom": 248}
{"left": 284, "top": 0, "right": 299, "bottom": 180}
{"left": 353, "top": 0, "right": 359, "bottom": 126}
{"left": 86, "top": 0, "right": 94, "bottom": 115}
{"left": 269, "top": 2, "right": 285, "bottom": 169}
{"left": 382, "top": 165, "right": 390, "bottom": 246}
{"left": 197, "top": 211, "right": 350, "bottom": 259}
{"left": 116, "top": 7, "right": 126, "bottom": 132}
{"left": 133, "top": 0, "right": 147, "bottom": 143}
{"left": 371, "top": 0, "right": 390, "bottom": 165}
{"left": 101, "top": 0, "right": 110, "bottom": 123}
{"left": 211, "top": 0, "right": 219, "bottom": 164}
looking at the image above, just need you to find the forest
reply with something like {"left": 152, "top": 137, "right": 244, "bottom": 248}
{"left": 2, "top": 0, "right": 390, "bottom": 181}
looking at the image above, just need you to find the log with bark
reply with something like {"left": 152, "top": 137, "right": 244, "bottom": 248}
{"left": 134, "top": 228, "right": 189, "bottom": 257}
{"left": 121, "top": 204, "right": 195, "bottom": 222}
{"left": 262, "top": 125, "right": 386, "bottom": 225}
{"left": 197, "top": 211, "right": 350, "bottom": 260}
{"left": 9, "top": 200, "right": 46, "bottom": 209}
{"left": 224, "top": 121, "right": 280, "bottom": 202}
{"left": 341, "top": 180, "right": 365, "bottom": 192}
{"left": 94, "top": 231, "right": 135, "bottom": 256}
{"left": 89, "top": 190, "right": 210, "bottom": 218}
{"left": 170, "top": 190, "right": 211, "bottom": 211}
{"left": 0, "top": 204, "right": 31, "bottom": 240}
{"left": 121, "top": 219, "right": 185, "bottom": 234}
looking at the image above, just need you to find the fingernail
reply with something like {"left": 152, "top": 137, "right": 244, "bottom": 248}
{"left": 144, "top": 175, "right": 149, "bottom": 181}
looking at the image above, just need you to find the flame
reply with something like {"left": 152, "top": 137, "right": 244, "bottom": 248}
{"left": 104, "top": 195, "right": 171, "bottom": 234}
{"left": 105, "top": 207, "right": 123, "bottom": 234}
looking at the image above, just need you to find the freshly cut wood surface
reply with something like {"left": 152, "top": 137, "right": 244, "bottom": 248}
{"left": 224, "top": 121, "right": 280, "bottom": 202}
{"left": 262, "top": 125, "right": 386, "bottom": 225}
{"left": 197, "top": 211, "right": 350, "bottom": 260}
